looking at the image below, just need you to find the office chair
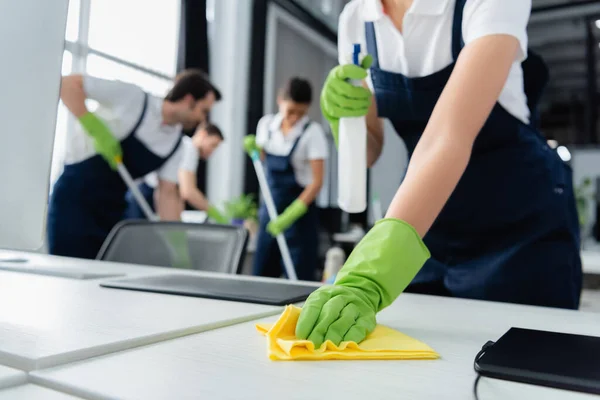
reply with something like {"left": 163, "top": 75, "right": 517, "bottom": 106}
{"left": 97, "top": 220, "right": 248, "bottom": 274}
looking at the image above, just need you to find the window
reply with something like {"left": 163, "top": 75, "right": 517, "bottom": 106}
{"left": 51, "top": 0, "right": 180, "bottom": 187}
{"left": 88, "top": 0, "right": 179, "bottom": 76}
{"left": 86, "top": 55, "right": 172, "bottom": 97}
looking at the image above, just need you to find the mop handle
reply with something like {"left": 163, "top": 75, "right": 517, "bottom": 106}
{"left": 250, "top": 151, "right": 298, "bottom": 281}
{"left": 115, "top": 157, "right": 159, "bottom": 222}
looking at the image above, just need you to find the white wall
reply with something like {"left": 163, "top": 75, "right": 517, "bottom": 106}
{"left": 206, "top": 0, "right": 253, "bottom": 204}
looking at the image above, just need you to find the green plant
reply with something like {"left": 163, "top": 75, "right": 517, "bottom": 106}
{"left": 575, "top": 177, "right": 593, "bottom": 228}
{"left": 223, "top": 194, "right": 258, "bottom": 221}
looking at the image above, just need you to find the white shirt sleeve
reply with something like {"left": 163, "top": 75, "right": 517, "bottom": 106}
{"left": 83, "top": 75, "right": 145, "bottom": 111}
{"left": 178, "top": 137, "right": 199, "bottom": 172}
{"left": 255, "top": 115, "right": 273, "bottom": 148}
{"left": 156, "top": 140, "right": 184, "bottom": 183}
{"left": 463, "top": 0, "right": 531, "bottom": 62}
{"left": 304, "top": 123, "right": 329, "bottom": 160}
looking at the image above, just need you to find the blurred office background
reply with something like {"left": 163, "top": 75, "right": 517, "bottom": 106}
{"left": 49, "top": 0, "right": 600, "bottom": 308}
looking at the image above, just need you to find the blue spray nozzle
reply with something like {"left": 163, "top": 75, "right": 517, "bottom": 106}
{"left": 352, "top": 43, "right": 361, "bottom": 66}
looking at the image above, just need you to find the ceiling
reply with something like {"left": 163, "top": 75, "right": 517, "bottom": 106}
{"left": 294, "top": 0, "right": 600, "bottom": 109}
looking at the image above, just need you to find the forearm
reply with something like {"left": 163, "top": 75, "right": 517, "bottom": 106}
{"left": 155, "top": 186, "right": 183, "bottom": 221}
{"left": 385, "top": 136, "right": 472, "bottom": 237}
{"left": 298, "top": 181, "right": 322, "bottom": 206}
{"left": 181, "top": 188, "right": 209, "bottom": 211}
{"left": 367, "top": 129, "right": 383, "bottom": 167}
{"left": 60, "top": 75, "right": 88, "bottom": 118}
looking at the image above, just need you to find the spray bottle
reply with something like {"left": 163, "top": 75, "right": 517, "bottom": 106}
{"left": 338, "top": 43, "right": 367, "bottom": 213}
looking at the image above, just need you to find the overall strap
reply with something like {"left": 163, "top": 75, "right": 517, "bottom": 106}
{"left": 364, "top": 22, "right": 380, "bottom": 69}
{"left": 288, "top": 120, "right": 312, "bottom": 156}
{"left": 130, "top": 92, "right": 149, "bottom": 135}
{"left": 451, "top": 0, "right": 468, "bottom": 61}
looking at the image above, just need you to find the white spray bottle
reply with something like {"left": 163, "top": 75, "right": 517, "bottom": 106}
{"left": 337, "top": 43, "right": 367, "bottom": 213}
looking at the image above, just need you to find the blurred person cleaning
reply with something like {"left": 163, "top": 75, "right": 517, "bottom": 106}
{"left": 296, "top": 0, "right": 582, "bottom": 348}
{"left": 245, "top": 77, "right": 329, "bottom": 281}
{"left": 124, "top": 122, "right": 227, "bottom": 223}
{"left": 48, "top": 69, "right": 221, "bottom": 259}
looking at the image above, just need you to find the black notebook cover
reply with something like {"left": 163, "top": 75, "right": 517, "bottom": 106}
{"left": 475, "top": 327, "right": 600, "bottom": 395}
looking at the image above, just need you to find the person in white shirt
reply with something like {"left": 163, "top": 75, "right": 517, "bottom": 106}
{"left": 123, "top": 123, "right": 227, "bottom": 223}
{"left": 295, "top": 0, "right": 582, "bottom": 348}
{"left": 48, "top": 69, "right": 221, "bottom": 259}
{"left": 244, "top": 77, "right": 329, "bottom": 281}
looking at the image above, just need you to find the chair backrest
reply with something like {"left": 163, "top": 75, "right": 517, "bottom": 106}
{"left": 97, "top": 220, "right": 248, "bottom": 274}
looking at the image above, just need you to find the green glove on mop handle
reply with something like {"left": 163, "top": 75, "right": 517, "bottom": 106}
{"left": 245, "top": 135, "right": 298, "bottom": 281}
{"left": 207, "top": 204, "right": 228, "bottom": 224}
{"left": 79, "top": 112, "right": 123, "bottom": 170}
{"left": 267, "top": 199, "right": 307, "bottom": 236}
{"left": 296, "top": 218, "right": 431, "bottom": 347}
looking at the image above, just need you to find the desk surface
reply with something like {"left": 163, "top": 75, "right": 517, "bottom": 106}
{"left": 0, "top": 365, "right": 25, "bottom": 390}
{"left": 32, "top": 294, "right": 600, "bottom": 400}
{"left": 0, "top": 384, "right": 82, "bottom": 399}
{"left": 0, "top": 270, "right": 280, "bottom": 371}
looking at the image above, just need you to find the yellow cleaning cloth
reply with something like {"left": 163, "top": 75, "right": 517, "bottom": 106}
{"left": 256, "top": 305, "right": 440, "bottom": 361}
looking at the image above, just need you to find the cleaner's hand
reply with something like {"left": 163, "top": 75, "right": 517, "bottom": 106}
{"left": 206, "top": 204, "right": 229, "bottom": 224}
{"left": 267, "top": 199, "right": 307, "bottom": 236}
{"left": 296, "top": 219, "right": 430, "bottom": 347}
{"left": 244, "top": 135, "right": 262, "bottom": 158}
{"left": 321, "top": 55, "right": 373, "bottom": 147}
{"left": 78, "top": 112, "right": 122, "bottom": 170}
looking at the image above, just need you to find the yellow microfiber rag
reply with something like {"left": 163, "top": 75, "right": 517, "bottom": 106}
{"left": 255, "top": 305, "right": 440, "bottom": 361}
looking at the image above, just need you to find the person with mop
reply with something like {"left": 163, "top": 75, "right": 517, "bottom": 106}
{"left": 48, "top": 69, "right": 221, "bottom": 259}
{"left": 296, "top": 0, "right": 581, "bottom": 347}
{"left": 123, "top": 122, "right": 228, "bottom": 223}
{"left": 244, "top": 77, "right": 328, "bottom": 281}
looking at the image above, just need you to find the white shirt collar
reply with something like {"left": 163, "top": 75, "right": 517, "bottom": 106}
{"left": 268, "top": 113, "right": 310, "bottom": 142}
{"left": 363, "top": 0, "right": 451, "bottom": 21}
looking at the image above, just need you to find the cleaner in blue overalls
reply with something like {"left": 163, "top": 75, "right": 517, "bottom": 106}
{"left": 295, "top": 0, "right": 582, "bottom": 347}
{"left": 123, "top": 122, "right": 228, "bottom": 223}
{"left": 244, "top": 77, "right": 329, "bottom": 281}
{"left": 48, "top": 69, "right": 221, "bottom": 259}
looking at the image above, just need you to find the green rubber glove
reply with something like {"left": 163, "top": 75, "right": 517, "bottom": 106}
{"left": 78, "top": 112, "right": 122, "bottom": 170}
{"left": 267, "top": 199, "right": 307, "bottom": 236}
{"left": 207, "top": 204, "right": 229, "bottom": 224}
{"left": 321, "top": 55, "right": 373, "bottom": 147}
{"left": 296, "top": 218, "right": 430, "bottom": 347}
{"left": 244, "top": 135, "right": 262, "bottom": 157}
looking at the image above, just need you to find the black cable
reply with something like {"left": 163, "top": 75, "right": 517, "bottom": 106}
{"left": 473, "top": 341, "right": 496, "bottom": 400}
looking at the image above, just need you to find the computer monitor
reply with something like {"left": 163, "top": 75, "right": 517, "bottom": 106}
{"left": 0, "top": 0, "right": 68, "bottom": 250}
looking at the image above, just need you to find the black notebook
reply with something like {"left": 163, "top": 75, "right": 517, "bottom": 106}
{"left": 100, "top": 274, "right": 317, "bottom": 306}
{"left": 475, "top": 327, "right": 600, "bottom": 395}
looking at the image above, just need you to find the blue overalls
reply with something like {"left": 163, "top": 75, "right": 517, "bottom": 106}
{"left": 253, "top": 120, "right": 319, "bottom": 281}
{"left": 47, "top": 93, "right": 182, "bottom": 259}
{"left": 123, "top": 181, "right": 156, "bottom": 219}
{"left": 365, "top": 0, "right": 582, "bottom": 309}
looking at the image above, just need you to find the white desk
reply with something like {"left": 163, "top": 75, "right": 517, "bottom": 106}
{"left": 32, "top": 294, "right": 600, "bottom": 400}
{"left": 0, "top": 384, "right": 82, "bottom": 399}
{"left": 0, "top": 270, "right": 281, "bottom": 371}
{"left": 0, "top": 365, "right": 25, "bottom": 389}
